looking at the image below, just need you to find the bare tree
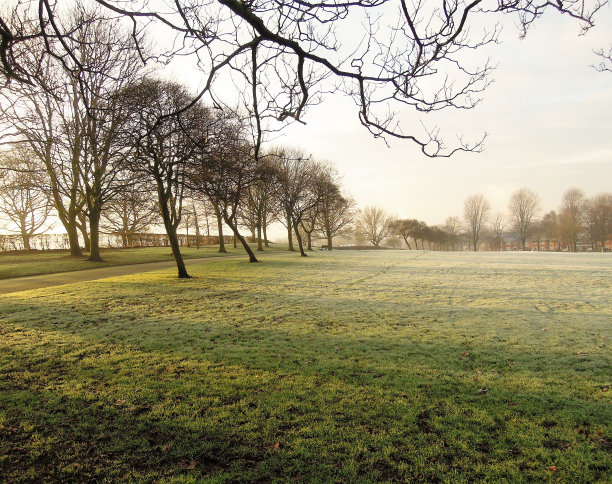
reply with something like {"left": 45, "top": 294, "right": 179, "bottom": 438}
{"left": 394, "top": 219, "right": 419, "bottom": 250}
{"left": 444, "top": 216, "right": 461, "bottom": 251}
{"left": 300, "top": 163, "right": 339, "bottom": 251}
{"left": 585, "top": 193, "right": 612, "bottom": 251}
{"left": 508, "top": 188, "right": 539, "bottom": 250}
{"left": 560, "top": 187, "right": 585, "bottom": 252}
{"left": 241, "top": 160, "right": 275, "bottom": 251}
{"left": 120, "top": 78, "right": 207, "bottom": 278}
{"left": 188, "top": 110, "right": 260, "bottom": 262}
{"left": 463, "top": 194, "right": 490, "bottom": 251}
{"left": 314, "top": 164, "right": 355, "bottom": 251}
{"left": 270, "top": 148, "right": 323, "bottom": 257}
{"left": 1, "top": 53, "right": 85, "bottom": 256}
{"left": 0, "top": 5, "right": 143, "bottom": 259}
{"left": 430, "top": 226, "right": 450, "bottom": 251}
{"left": 71, "top": 6, "right": 145, "bottom": 261}
{"left": 299, "top": 205, "right": 321, "bottom": 252}
{"left": 491, "top": 212, "right": 505, "bottom": 251}
{"left": 100, "top": 180, "right": 157, "bottom": 247}
{"left": 1, "top": 1, "right": 603, "bottom": 160}
{"left": 0, "top": 147, "right": 52, "bottom": 249}
{"left": 319, "top": 193, "right": 355, "bottom": 251}
{"left": 541, "top": 211, "right": 560, "bottom": 251}
{"left": 357, "top": 206, "right": 392, "bottom": 247}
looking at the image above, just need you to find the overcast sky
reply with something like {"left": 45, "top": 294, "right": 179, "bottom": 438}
{"left": 268, "top": 6, "right": 612, "bottom": 233}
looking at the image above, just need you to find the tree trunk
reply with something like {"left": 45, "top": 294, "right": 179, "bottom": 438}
{"left": 80, "top": 225, "right": 91, "bottom": 253}
{"left": 214, "top": 204, "right": 227, "bottom": 253}
{"left": 157, "top": 189, "right": 189, "bottom": 278}
{"left": 286, "top": 208, "right": 294, "bottom": 251}
{"left": 293, "top": 218, "right": 307, "bottom": 257}
{"left": 287, "top": 223, "right": 294, "bottom": 251}
{"left": 67, "top": 223, "right": 82, "bottom": 257}
{"left": 325, "top": 225, "right": 333, "bottom": 251}
{"left": 306, "top": 230, "right": 312, "bottom": 251}
{"left": 256, "top": 213, "right": 263, "bottom": 251}
{"left": 77, "top": 211, "right": 91, "bottom": 253}
{"left": 87, "top": 206, "right": 103, "bottom": 262}
{"left": 224, "top": 214, "right": 258, "bottom": 262}
{"left": 22, "top": 233, "right": 31, "bottom": 251}
{"left": 263, "top": 214, "right": 269, "bottom": 247}
{"left": 193, "top": 203, "right": 201, "bottom": 249}
{"left": 165, "top": 220, "right": 189, "bottom": 278}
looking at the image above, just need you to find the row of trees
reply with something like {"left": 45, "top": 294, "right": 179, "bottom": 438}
{"left": 460, "top": 188, "right": 612, "bottom": 252}
{"left": 0, "top": 5, "right": 357, "bottom": 278}
{"left": 355, "top": 207, "right": 458, "bottom": 251}
{"left": 350, "top": 187, "right": 611, "bottom": 252}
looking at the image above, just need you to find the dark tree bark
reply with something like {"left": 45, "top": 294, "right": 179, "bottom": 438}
{"left": 213, "top": 203, "right": 227, "bottom": 253}
{"left": 292, "top": 217, "right": 307, "bottom": 257}
{"left": 223, "top": 212, "right": 258, "bottom": 263}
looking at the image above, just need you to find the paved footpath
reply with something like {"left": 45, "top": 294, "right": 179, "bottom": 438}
{"left": 0, "top": 253, "right": 284, "bottom": 295}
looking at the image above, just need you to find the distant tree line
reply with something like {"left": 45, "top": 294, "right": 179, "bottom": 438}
{"left": 472, "top": 187, "right": 612, "bottom": 252}
{"left": 350, "top": 187, "right": 611, "bottom": 252}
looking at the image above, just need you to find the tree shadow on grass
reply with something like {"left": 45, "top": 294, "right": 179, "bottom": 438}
{"left": 1, "top": 302, "right": 611, "bottom": 482}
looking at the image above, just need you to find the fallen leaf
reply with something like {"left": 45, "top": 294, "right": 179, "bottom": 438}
{"left": 401, "top": 393, "right": 407, "bottom": 398}
{"left": 547, "top": 466, "right": 558, "bottom": 472}
{"left": 114, "top": 399, "right": 125, "bottom": 407}
{"left": 179, "top": 460, "right": 196, "bottom": 470}
{"left": 268, "top": 442, "right": 280, "bottom": 451}
{"left": 161, "top": 444, "right": 173, "bottom": 453}
{"left": 461, "top": 351, "right": 470, "bottom": 357}
{"left": 478, "top": 387, "right": 488, "bottom": 394}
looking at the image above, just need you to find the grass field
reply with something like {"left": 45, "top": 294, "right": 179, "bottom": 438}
{"left": 0, "top": 244, "right": 286, "bottom": 280}
{"left": 0, "top": 250, "right": 610, "bottom": 482}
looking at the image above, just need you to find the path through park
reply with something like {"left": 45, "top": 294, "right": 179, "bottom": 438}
{"left": 0, "top": 252, "right": 286, "bottom": 294}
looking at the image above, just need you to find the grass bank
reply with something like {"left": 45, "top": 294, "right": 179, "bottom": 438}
{"left": 0, "top": 251, "right": 610, "bottom": 482}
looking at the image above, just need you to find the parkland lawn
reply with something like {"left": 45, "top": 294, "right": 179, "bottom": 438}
{"left": 0, "top": 250, "right": 610, "bottom": 482}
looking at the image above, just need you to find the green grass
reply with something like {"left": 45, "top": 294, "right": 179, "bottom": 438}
{"left": 0, "top": 244, "right": 286, "bottom": 280}
{"left": 0, "top": 251, "right": 610, "bottom": 482}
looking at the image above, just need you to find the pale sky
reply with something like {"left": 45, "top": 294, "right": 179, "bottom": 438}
{"left": 271, "top": 6, "right": 612, "bottom": 232}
